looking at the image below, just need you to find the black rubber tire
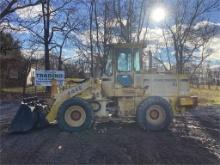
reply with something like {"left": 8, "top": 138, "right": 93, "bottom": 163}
{"left": 136, "top": 96, "right": 173, "bottom": 131}
{"left": 57, "top": 97, "right": 94, "bottom": 132}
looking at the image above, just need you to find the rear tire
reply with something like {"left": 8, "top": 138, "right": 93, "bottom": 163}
{"left": 136, "top": 96, "right": 173, "bottom": 131}
{"left": 58, "top": 97, "right": 94, "bottom": 132}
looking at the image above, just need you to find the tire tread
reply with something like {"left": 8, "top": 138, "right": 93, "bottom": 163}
{"left": 57, "top": 97, "right": 94, "bottom": 132}
{"left": 136, "top": 96, "right": 173, "bottom": 131}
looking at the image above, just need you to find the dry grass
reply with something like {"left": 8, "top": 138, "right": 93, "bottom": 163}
{"left": 190, "top": 86, "right": 220, "bottom": 105}
{"left": 0, "top": 86, "right": 45, "bottom": 94}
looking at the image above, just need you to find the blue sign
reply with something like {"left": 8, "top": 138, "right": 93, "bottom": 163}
{"left": 35, "top": 70, "right": 65, "bottom": 86}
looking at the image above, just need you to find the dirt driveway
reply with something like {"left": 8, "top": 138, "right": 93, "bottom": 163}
{"left": 0, "top": 102, "right": 219, "bottom": 164}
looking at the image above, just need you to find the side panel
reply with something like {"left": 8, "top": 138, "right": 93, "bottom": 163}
{"left": 134, "top": 74, "right": 190, "bottom": 97}
{"left": 101, "top": 77, "right": 114, "bottom": 96}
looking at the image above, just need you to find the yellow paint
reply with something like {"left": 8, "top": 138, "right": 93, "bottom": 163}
{"left": 114, "top": 88, "right": 145, "bottom": 97}
{"left": 51, "top": 79, "right": 58, "bottom": 98}
{"left": 179, "top": 97, "right": 193, "bottom": 106}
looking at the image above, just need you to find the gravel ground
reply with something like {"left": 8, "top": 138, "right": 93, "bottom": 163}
{"left": 0, "top": 102, "right": 219, "bottom": 164}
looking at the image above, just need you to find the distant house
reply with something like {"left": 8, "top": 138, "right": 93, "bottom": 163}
{"left": 26, "top": 67, "right": 35, "bottom": 86}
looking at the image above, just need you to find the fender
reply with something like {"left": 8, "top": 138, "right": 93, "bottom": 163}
{"left": 46, "top": 80, "right": 92, "bottom": 123}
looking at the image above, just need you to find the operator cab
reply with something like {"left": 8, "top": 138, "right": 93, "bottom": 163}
{"left": 104, "top": 43, "right": 143, "bottom": 88}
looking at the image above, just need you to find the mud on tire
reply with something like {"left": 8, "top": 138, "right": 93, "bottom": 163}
{"left": 136, "top": 96, "right": 173, "bottom": 131}
{"left": 58, "top": 97, "right": 94, "bottom": 132}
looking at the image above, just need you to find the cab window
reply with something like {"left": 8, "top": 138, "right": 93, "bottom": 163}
{"left": 117, "top": 49, "right": 131, "bottom": 72}
{"left": 134, "top": 49, "right": 141, "bottom": 72}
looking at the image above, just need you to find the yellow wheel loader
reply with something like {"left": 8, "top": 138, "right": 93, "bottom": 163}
{"left": 9, "top": 43, "right": 197, "bottom": 133}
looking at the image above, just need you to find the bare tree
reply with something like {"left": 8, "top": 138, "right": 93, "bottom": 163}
{"left": 164, "top": 0, "right": 220, "bottom": 73}
{"left": 89, "top": 0, "right": 94, "bottom": 77}
{"left": 49, "top": 9, "right": 80, "bottom": 70}
{"left": 83, "top": 0, "right": 149, "bottom": 76}
{"left": 113, "top": 0, "right": 149, "bottom": 43}
{"left": 0, "top": 0, "right": 41, "bottom": 21}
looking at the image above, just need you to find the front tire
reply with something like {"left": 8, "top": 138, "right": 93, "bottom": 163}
{"left": 58, "top": 98, "right": 94, "bottom": 132}
{"left": 136, "top": 96, "right": 173, "bottom": 131}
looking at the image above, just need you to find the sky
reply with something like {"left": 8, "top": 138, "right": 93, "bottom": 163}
{"left": 2, "top": 0, "right": 220, "bottom": 68}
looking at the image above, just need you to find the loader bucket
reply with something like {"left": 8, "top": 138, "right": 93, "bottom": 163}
{"left": 9, "top": 103, "right": 49, "bottom": 133}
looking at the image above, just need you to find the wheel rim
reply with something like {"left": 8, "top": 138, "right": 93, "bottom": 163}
{"left": 150, "top": 109, "right": 159, "bottom": 119}
{"left": 146, "top": 105, "right": 166, "bottom": 125}
{"left": 64, "top": 105, "right": 86, "bottom": 127}
{"left": 71, "top": 111, "right": 82, "bottom": 120}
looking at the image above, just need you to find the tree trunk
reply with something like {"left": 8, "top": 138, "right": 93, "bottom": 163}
{"left": 45, "top": 42, "right": 50, "bottom": 70}
{"left": 58, "top": 48, "right": 62, "bottom": 70}
{"left": 22, "top": 81, "right": 27, "bottom": 96}
{"left": 42, "top": 0, "right": 51, "bottom": 92}
{"left": 45, "top": 35, "right": 50, "bottom": 92}
{"left": 89, "top": 0, "right": 94, "bottom": 77}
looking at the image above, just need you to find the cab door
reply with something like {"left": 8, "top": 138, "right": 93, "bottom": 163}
{"left": 115, "top": 48, "right": 134, "bottom": 90}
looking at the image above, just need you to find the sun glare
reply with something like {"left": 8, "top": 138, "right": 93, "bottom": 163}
{"left": 151, "top": 6, "right": 166, "bottom": 23}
